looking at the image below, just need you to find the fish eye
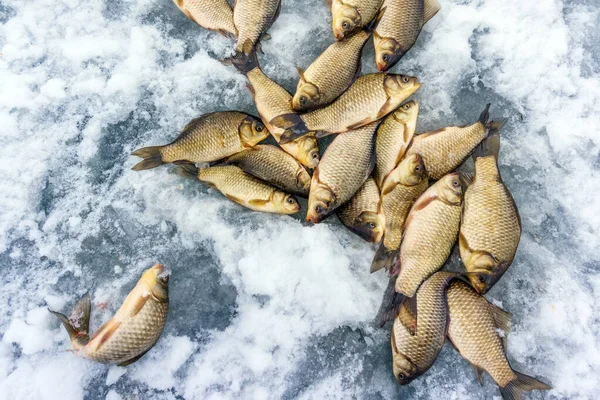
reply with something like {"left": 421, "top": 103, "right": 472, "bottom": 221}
{"left": 342, "top": 22, "right": 349, "bottom": 30}
{"left": 404, "top": 104, "right": 410, "bottom": 109}
{"left": 452, "top": 180, "right": 460, "bottom": 187}
{"left": 312, "top": 152, "right": 319, "bottom": 159}
{"left": 299, "top": 96, "right": 307, "bottom": 105}
{"left": 415, "top": 165, "right": 422, "bottom": 172}
{"left": 256, "top": 124, "right": 264, "bottom": 132}
{"left": 398, "top": 373, "right": 405, "bottom": 380}
{"left": 287, "top": 197, "right": 295, "bottom": 204}
{"left": 402, "top": 76, "right": 409, "bottom": 83}
{"left": 382, "top": 54, "right": 390, "bottom": 63}
{"left": 368, "top": 222, "right": 376, "bottom": 229}
{"left": 479, "top": 275, "right": 487, "bottom": 283}
{"left": 315, "top": 205, "right": 324, "bottom": 213}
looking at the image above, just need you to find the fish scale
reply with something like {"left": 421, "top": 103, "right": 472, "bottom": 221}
{"left": 376, "top": 0, "right": 423, "bottom": 51}
{"left": 87, "top": 299, "right": 168, "bottom": 364}
{"left": 174, "top": 0, "right": 236, "bottom": 35}
{"left": 233, "top": 0, "right": 280, "bottom": 54}
{"left": 199, "top": 165, "right": 279, "bottom": 204}
{"left": 337, "top": 177, "right": 383, "bottom": 241}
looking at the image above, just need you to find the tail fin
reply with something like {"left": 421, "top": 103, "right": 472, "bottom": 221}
{"left": 225, "top": 40, "right": 259, "bottom": 74}
{"left": 270, "top": 114, "right": 310, "bottom": 144}
{"left": 377, "top": 291, "right": 406, "bottom": 327}
{"left": 499, "top": 370, "right": 552, "bottom": 400}
{"left": 173, "top": 164, "right": 200, "bottom": 179}
{"left": 131, "top": 146, "right": 165, "bottom": 171}
{"left": 473, "top": 119, "right": 505, "bottom": 160}
{"left": 479, "top": 103, "right": 491, "bottom": 125}
{"left": 48, "top": 293, "right": 91, "bottom": 350}
{"left": 370, "top": 244, "right": 399, "bottom": 273}
{"left": 423, "top": 0, "right": 441, "bottom": 23}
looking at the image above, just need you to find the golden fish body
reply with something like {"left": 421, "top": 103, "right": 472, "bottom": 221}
{"left": 337, "top": 177, "right": 384, "bottom": 242}
{"left": 198, "top": 165, "right": 301, "bottom": 214}
{"left": 292, "top": 30, "right": 370, "bottom": 112}
{"left": 460, "top": 158, "right": 520, "bottom": 294}
{"left": 447, "top": 280, "right": 551, "bottom": 397}
{"left": 50, "top": 264, "right": 170, "bottom": 366}
{"left": 330, "top": 0, "right": 382, "bottom": 40}
{"left": 374, "top": 0, "right": 440, "bottom": 71}
{"left": 131, "top": 112, "right": 267, "bottom": 171}
{"left": 391, "top": 271, "right": 458, "bottom": 384}
{"left": 246, "top": 65, "right": 320, "bottom": 169}
{"left": 307, "top": 122, "right": 377, "bottom": 223}
{"left": 225, "top": 144, "right": 311, "bottom": 197}
{"left": 375, "top": 100, "right": 419, "bottom": 188}
{"left": 173, "top": 0, "right": 236, "bottom": 36}
{"left": 405, "top": 105, "right": 490, "bottom": 180}
{"left": 370, "top": 154, "right": 428, "bottom": 273}
{"left": 233, "top": 0, "right": 281, "bottom": 55}
{"left": 394, "top": 173, "right": 463, "bottom": 297}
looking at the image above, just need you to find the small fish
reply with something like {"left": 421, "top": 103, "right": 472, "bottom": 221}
{"left": 374, "top": 100, "right": 419, "bottom": 188}
{"left": 225, "top": 144, "right": 311, "bottom": 197}
{"left": 405, "top": 104, "right": 496, "bottom": 180}
{"left": 392, "top": 173, "right": 463, "bottom": 300}
{"left": 370, "top": 154, "right": 428, "bottom": 273}
{"left": 329, "top": 0, "right": 383, "bottom": 40}
{"left": 173, "top": 0, "right": 236, "bottom": 37}
{"left": 230, "top": 50, "right": 320, "bottom": 169}
{"left": 391, "top": 271, "right": 459, "bottom": 384}
{"left": 459, "top": 122, "right": 519, "bottom": 294}
{"left": 233, "top": 0, "right": 281, "bottom": 55}
{"left": 49, "top": 264, "right": 170, "bottom": 366}
{"left": 176, "top": 164, "right": 301, "bottom": 214}
{"left": 337, "top": 177, "right": 384, "bottom": 242}
{"left": 447, "top": 280, "right": 552, "bottom": 399}
{"left": 374, "top": 0, "right": 440, "bottom": 71}
{"left": 307, "top": 122, "right": 377, "bottom": 223}
{"left": 131, "top": 112, "right": 267, "bottom": 171}
{"left": 272, "top": 73, "right": 421, "bottom": 144}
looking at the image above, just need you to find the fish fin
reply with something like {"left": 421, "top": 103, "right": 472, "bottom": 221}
{"left": 370, "top": 244, "right": 399, "bottom": 273}
{"left": 375, "top": 99, "right": 399, "bottom": 121}
{"left": 271, "top": 113, "right": 304, "bottom": 129}
{"left": 173, "top": 164, "right": 200, "bottom": 179}
{"left": 499, "top": 370, "right": 552, "bottom": 400}
{"left": 271, "top": 114, "right": 310, "bottom": 144}
{"left": 314, "top": 130, "right": 331, "bottom": 139}
{"left": 248, "top": 198, "right": 269, "bottom": 207}
{"left": 410, "top": 191, "right": 438, "bottom": 213}
{"left": 479, "top": 103, "right": 491, "bottom": 125}
{"left": 94, "top": 319, "right": 122, "bottom": 347}
{"left": 472, "top": 364, "right": 485, "bottom": 385}
{"left": 262, "top": 32, "right": 271, "bottom": 41}
{"left": 225, "top": 194, "right": 244, "bottom": 204}
{"left": 380, "top": 177, "right": 397, "bottom": 196}
{"left": 131, "top": 146, "right": 165, "bottom": 171}
{"left": 398, "top": 295, "right": 418, "bottom": 335}
{"left": 423, "top": 0, "right": 441, "bottom": 23}
{"left": 458, "top": 155, "right": 475, "bottom": 186}
{"left": 48, "top": 292, "right": 92, "bottom": 348}
{"left": 473, "top": 126, "right": 501, "bottom": 161}
{"left": 378, "top": 292, "right": 406, "bottom": 327}
{"left": 296, "top": 66, "right": 307, "bottom": 84}
{"left": 346, "top": 117, "right": 373, "bottom": 131}
{"left": 118, "top": 347, "right": 153, "bottom": 367}
{"left": 129, "top": 294, "right": 150, "bottom": 318}
{"left": 489, "top": 302, "right": 512, "bottom": 346}
{"left": 225, "top": 41, "right": 259, "bottom": 74}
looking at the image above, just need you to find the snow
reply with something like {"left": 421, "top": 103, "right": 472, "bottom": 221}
{"left": 0, "top": 0, "right": 599, "bottom": 399}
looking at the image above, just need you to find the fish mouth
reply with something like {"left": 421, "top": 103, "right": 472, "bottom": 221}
{"left": 306, "top": 213, "right": 321, "bottom": 224}
{"left": 333, "top": 29, "right": 344, "bottom": 40}
{"left": 376, "top": 61, "right": 389, "bottom": 72}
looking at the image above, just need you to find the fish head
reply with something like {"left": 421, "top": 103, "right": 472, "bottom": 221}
{"left": 384, "top": 74, "right": 421, "bottom": 101}
{"left": 306, "top": 184, "right": 335, "bottom": 223}
{"left": 354, "top": 211, "right": 385, "bottom": 242}
{"left": 296, "top": 168, "right": 312, "bottom": 194}
{"left": 141, "top": 264, "right": 170, "bottom": 301}
{"left": 295, "top": 135, "right": 320, "bottom": 169}
{"left": 292, "top": 82, "right": 321, "bottom": 112}
{"left": 239, "top": 116, "right": 268, "bottom": 146}
{"left": 392, "top": 352, "right": 419, "bottom": 385}
{"left": 332, "top": 5, "right": 361, "bottom": 40}
{"left": 375, "top": 37, "right": 403, "bottom": 71}
{"left": 272, "top": 191, "right": 301, "bottom": 214}
{"left": 438, "top": 172, "right": 463, "bottom": 205}
{"left": 393, "top": 100, "right": 419, "bottom": 124}
{"left": 397, "top": 154, "right": 427, "bottom": 186}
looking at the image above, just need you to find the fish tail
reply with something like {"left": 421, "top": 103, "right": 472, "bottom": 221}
{"left": 478, "top": 103, "right": 491, "bottom": 125}
{"left": 370, "top": 244, "right": 399, "bottom": 273}
{"left": 270, "top": 114, "right": 310, "bottom": 144}
{"left": 131, "top": 146, "right": 165, "bottom": 171}
{"left": 499, "top": 370, "right": 552, "bottom": 400}
{"left": 374, "top": 275, "right": 405, "bottom": 327}
{"left": 173, "top": 164, "right": 200, "bottom": 179}
{"left": 48, "top": 293, "right": 91, "bottom": 349}
{"left": 224, "top": 40, "right": 259, "bottom": 74}
{"left": 473, "top": 119, "right": 505, "bottom": 160}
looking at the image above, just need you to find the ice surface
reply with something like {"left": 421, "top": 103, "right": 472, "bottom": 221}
{"left": 0, "top": 0, "right": 599, "bottom": 399}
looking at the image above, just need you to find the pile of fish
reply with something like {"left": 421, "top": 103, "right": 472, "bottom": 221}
{"left": 48, "top": 1, "right": 552, "bottom": 398}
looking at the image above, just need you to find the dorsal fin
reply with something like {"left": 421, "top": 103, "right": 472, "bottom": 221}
{"left": 296, "top": 66, "right": 307, "bottom": 84}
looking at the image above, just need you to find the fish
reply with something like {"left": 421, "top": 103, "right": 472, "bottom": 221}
{"left": 391, "top": 271, "right": 459, "bottom": 384}
{"left": 172, "top": 0, "right": 236, "bottom": 37}
{"left": 329, "top": 0, "right": 383, "bottom": 40}
{"left": 405, "top": 104, "right": 498, "bottom": 180}
{"left": 224, "top": 144, "right": 311, "bottom": 197}
{"left": 292, "top": 11, "right": 383, "bottom": 112}
{"left": 388, "top": 173, "right": 463, "bottom": 307}
{"left": 131, "top": 112, "right": 268, "bottom": 171}
{"left": 229, "top": 50, "right": 320, "bottom": 169}
{"left": 370, "top": 154, "right": 428, "bottom": 273}
{"left": 49, "top": 264, "right": 170, "bottom": 366}
{"left": 233, "top": 0, "right": 281, "bottom": 55}
{"left": 374, "top": 100, "right": 419, "bottom": 188}
{"left": 447, "top": 280, "right": 552, "bottom": 399}
{"left": 307, "top": 122, "right": 377, "bottom": 223}
{"left": 176, "top": 164, "right": 301, "bottom": 214}
{"left": 374, "top": 0, "right": 440, "bottom": 71}
{"left": 272, "top": 73, "right": 421, "bottom": 144}
{"left": 337, "top": 177, "right": 384, "bottom": 242}
{"left": 459, "top": 122, "right": 519, "bottom": 294}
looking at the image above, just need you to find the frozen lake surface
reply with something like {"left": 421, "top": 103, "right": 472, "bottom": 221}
{"left": 1, "top": 0, "right": 599, "bottom": 399}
